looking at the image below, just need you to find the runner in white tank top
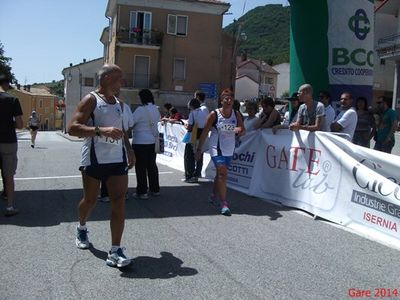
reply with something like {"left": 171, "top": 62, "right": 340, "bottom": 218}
{"left": 80, "top": 91, "right": 126, "bottom": 166}
{"left": 196, "top": 89, "right": 245, "bottom": 216}
{"left": 67, "top": 64, "right": 135, "bottom": 268}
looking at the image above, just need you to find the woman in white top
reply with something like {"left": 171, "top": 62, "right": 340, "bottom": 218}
{"left": 196, "top": 89, "right": 245, "bottom": 216}
{"left": 131, "top": 89, "right": 161, "bottom": 199}
{"left": 28, "top": 111, "right": 40, "bottom": 148}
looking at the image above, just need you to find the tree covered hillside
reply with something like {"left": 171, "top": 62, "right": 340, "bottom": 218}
{"left": 224, "top": 4, "right": 290, "bottom": 65}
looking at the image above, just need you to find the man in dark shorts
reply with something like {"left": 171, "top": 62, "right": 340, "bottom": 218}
{"left": 67, "top": 64, "right": 135, "bottom": 268}
{"left": 0, "top": 74, "right": 23, "bottom": 216}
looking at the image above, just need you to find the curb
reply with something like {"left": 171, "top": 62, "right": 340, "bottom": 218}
{"left": 56, "top": 131, "right": 83, "bottom": 142}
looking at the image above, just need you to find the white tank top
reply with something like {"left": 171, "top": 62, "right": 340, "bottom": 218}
{"left": 80, "top": 92, "right": 126, "bottom": 166}
{"left": 209, "top": 109, "right": 237, "bottom": 157}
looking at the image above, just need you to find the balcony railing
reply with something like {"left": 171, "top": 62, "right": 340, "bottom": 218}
{"left": 377, "top": 33, "right": 400, "bottom": 58}
{"left": 123, "top": 72, "right": 160, "bottom": 89}
{"left": 116, "top": 28, "right": 163, "bottom": 47}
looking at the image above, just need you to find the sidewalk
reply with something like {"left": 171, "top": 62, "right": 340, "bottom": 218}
{"left": 56, "top": 131, "right": 83, "bottom": 142}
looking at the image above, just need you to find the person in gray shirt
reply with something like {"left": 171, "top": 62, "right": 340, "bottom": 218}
{"left": 289, "top": 84, "right": 325, "bottom": 132}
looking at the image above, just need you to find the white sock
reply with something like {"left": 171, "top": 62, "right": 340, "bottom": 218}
{"left": 111, "top": 245, "right": 120, "bottom": 253}
{"left": 77, "top": 224, "right": 87, "bottom": 230}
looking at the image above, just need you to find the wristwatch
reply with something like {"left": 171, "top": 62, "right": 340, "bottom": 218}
{"left": 94, "top": 126, "right": 101, "bottom": 137}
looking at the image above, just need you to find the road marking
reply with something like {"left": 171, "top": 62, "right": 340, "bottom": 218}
{"left": 13, "top": 171, "right": 174, "bottom": 181}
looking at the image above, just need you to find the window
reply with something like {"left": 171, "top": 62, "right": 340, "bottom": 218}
{"left": 173, "top": 58, "right": 186, "bottom": 80}
{"left": 83, "top": 77, "right": 94, "bottom": 87}
{"left": 45, "top": 108, "right": 49, "bottom": 114}
{"left": 264, "top": 77, "right": 274, "bottom": 84}
{"left": 39, "top": 99, "right": 43, "bottom": 108}
{"left": 167, "top": 14, "right": 188, "bottom": 36}
{"left": 130, "top": 11, "right": 152, "bottom": 41}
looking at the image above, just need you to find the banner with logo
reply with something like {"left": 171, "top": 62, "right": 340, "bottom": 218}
{"left": 327, "top": 0, "right": 374, "bottom": 102}
{"left": 157, "top": 123, "right": 400, "bottom": 248}
{"left": 289, "top": 0, "right": 373, "bottom": 104}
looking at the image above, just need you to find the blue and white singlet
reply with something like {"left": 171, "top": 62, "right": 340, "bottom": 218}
{"left": 209, "top": 109, "right": 237, "bottom": 157}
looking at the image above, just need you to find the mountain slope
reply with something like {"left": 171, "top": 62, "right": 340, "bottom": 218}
{"left": 224, "top": 4, "right": 290, "bottom": 65}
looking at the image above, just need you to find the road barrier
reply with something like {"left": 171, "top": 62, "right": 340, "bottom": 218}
{"left": 157, "top": 123, "right": 400, "bottom": 249}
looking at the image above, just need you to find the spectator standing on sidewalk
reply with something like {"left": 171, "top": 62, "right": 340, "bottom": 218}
{"left": 330, "top": 92, "right": 358, "bottom": 141}
{"left": 183, "top": 98, "right": 205, "bottom": 183}
{"left": 319, "top": 90, "right": 335, "bottom": 132}
{"left": 289, "top": 84, "right": 325, "bottom": 132}
{"left": 68, "top": 64, "right": 135, "bottom": 268}
{"left": 254, "top": 97, "right": 281, "bottom": 129}
{"left": 272, "top": 92, "right": 300, "bottom": 134}
{"left": 131, "top": 89, "right": 161, "bottom": 200}
{"left": 0, "top": 74, "right": 23, "bottom": 216}
{"left": 353, "top": 96, "right": 376, "bottom": 148}
{"left": 374, "top": 96, "right": 398, "bottom": 154}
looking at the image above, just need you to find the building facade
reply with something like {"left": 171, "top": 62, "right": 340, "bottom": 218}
{"left": 62, "top": 58, "right": 104, "bottom": 130}
{"left": 235, "top": 57, "right": 279, "bottom": 100}
{"left": 101, "top": 0, "right": 233, "bottom": 109}
{"left": 10, "top": 86, "right": 59, "bottom": 130}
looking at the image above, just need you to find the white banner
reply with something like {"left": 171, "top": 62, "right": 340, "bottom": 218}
{"left": 327, "top": 0, "right": 374, "bottom": 85}
{"left": 157, "top": 123, "right": 400, "bottom": 248}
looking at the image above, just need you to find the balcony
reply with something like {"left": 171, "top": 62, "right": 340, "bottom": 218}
{"left": 376, "top": 33, "right": 400, "bottom": 60}
{"left": 123, "top": 72, "right": 160, "bottom": 90}
{"left": 116, "top": 28, "right": 163, "bottom": 48}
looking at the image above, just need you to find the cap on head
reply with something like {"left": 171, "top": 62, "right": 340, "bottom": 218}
{"left": 287, "top": 92, "right": 299, "bottom": 101}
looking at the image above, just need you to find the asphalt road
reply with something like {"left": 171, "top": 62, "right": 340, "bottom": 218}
{"left": 1, "top": 131, "right": 400, "bottom": 300}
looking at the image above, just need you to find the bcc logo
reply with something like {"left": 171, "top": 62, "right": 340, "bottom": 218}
{"left": 348, "top": 9, "right": 370, "bottom": 40}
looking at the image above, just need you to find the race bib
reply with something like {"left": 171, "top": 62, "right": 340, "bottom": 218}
{"left": 218, "top": 124, "right": 235, "bottom": 132}
{"left": 97, "top": 136, "right": 121, "bottom": 146}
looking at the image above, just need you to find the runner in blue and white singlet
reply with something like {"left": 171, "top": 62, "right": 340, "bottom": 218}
{"left": 209, "top": 109, "right": 237, "bottom": 157}
{"left": 196, "top": 88, "right": 245, "bottom": 216}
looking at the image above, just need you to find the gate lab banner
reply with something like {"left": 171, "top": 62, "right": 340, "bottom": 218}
{"left": 157, "top": 123, "right": 400, "bottom": 248}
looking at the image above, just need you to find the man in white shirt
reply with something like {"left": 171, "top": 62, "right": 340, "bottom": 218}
{"left": 331, "top": 92, "right": 358, "bottom": 141}
{"left": 319, "top": 90, "right": 335, "bottom": 132}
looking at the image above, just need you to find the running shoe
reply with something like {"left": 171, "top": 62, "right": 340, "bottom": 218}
{"left": 106, "top": 247, "right": 132, "bottom": 268}
{"left": 221, "top": 202, "right": 231, "bottom": 216}
{"left": 132, "top": 193, "right": 149, "bottom": 200}
{"left": 76, "top": 227, "right": 90, "bottom": 249}
{"left": 187, "top": 177, "right": 198, "bottom": 183}
{"left": 98, "top": 196, "right": 110, "bottom": 203}
{"left": 4, "top": 206, "right": 18, "bottom": 217}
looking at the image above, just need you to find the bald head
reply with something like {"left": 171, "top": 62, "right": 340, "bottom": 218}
{"left": 299, "top": 84, "right": 313, "bottom": 95}
{"left": 98, "top": 64, "right": 122, "bottom": 85}
{"left": 298, "top": 83, "right": 313, "bottom": 103}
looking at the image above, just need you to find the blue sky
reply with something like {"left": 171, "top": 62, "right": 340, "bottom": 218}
{"left": 0, "top": 0, "right": 288, "bottom": 84}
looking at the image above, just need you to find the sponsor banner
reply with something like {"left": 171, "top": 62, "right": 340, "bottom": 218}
{"left": 157, "top": 123, "right": 400, "bottom": 247}
{"left": 327, "top": 0, "right": 374, "bottom": 101}
{"left": 156, "top": 123, "right": 211, "bottom": 176}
